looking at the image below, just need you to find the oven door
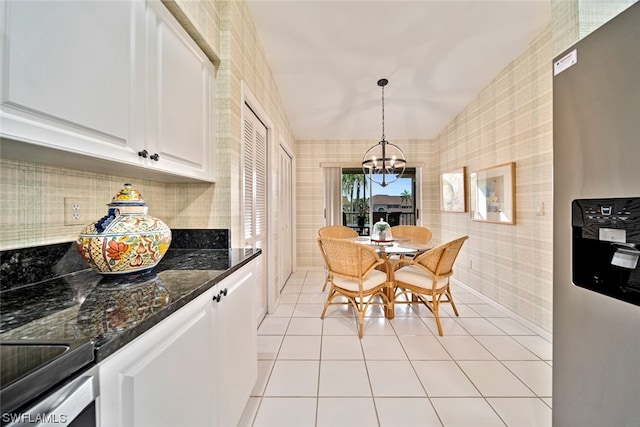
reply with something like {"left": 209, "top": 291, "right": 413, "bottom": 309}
{"left": 2, "top": 366, "right": 98, "bottom": 427}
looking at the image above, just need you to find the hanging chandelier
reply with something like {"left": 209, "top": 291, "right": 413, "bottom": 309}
{"left": 362, "top": 78, "right": 406, "bottom": 188}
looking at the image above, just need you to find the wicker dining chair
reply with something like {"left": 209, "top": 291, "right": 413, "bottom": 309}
{"left": 318, "top": 225, "right": 359, "bottom": 239}
{"left": 391, "top": 235, "right": 469, "bottom": 336}
{"left": 388, "top": 225, "right": 433, "bottom": 266}
{"left": 389, "top": 225, "right": 432, "bottom": 245}
{"left": 318, "top": 237, "right": 389, "bottom": 338}
{"left": 318, "top": 226, "right": 359, "bottom": 291}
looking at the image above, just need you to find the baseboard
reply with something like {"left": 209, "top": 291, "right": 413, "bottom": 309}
{"left": 451, "top": 278, "right": 552, "bottom": 343}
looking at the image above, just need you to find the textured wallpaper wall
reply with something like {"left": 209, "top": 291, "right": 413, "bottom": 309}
{"left": 577, "top": 0, "right": 638, "bottom": 40}
{"left": 551, "top": 0, "right": 636, "bottom": 56}
{"left": 0, "top": 158, "right": 221, "bottom": 250}
{"left": 435, "top": 28, "right": 553, "bottom": 332}
{"left": 0, "top": 160, "right": 167, "bottom": 248}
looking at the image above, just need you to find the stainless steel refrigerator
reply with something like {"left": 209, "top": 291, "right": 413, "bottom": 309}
{"left": 553, "top": 2, "right": 640, "bottom": 426}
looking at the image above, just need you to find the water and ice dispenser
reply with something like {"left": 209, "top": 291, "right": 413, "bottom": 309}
{"left": 572, "top": 198, "right": 640, "bottom": 306}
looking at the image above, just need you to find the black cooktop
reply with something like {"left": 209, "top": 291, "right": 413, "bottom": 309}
{"left": 0, "top": 339, "right": 94, "bottom": 414}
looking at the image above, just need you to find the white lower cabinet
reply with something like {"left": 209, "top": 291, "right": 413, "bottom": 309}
{"left": 98, "top": 293, "right": 218, "bottom": 427}
{"left": 215, "top": 262, "right": 259, "bottom": 426}
{"left": 98, "top": 259, "right": 258, "bottom": 427}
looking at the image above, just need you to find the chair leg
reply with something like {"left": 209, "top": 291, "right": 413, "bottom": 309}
{"left": 356, "top": 310, "right": 364, "bottom": 338}
{"left": 322, "top": 272, "right": 331, "bottom": 291}
{"left": 320, "top": 288, "right": 336, "bottom": 319}
{"left": 446, "top": 287, "right": 459, "bottom": 316}
{"left": 432, "top": 300, "right": 444, "bottom": 336}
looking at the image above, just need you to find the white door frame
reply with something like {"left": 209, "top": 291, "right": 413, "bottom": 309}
{"left": 278, "top": 138, "right": 296, "bottom": 292}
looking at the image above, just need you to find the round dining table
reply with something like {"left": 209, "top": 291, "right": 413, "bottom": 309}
{"left": 349, "top": 236, "right": 431, "bottom": 319}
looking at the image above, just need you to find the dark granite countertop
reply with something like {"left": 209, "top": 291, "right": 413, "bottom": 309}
{"left": 0, "top": 231, "right": 261, "bottom": 362}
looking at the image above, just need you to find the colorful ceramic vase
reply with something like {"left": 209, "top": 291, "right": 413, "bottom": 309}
{"left": 77, "top": 183, "right": 172, "bottom": 275}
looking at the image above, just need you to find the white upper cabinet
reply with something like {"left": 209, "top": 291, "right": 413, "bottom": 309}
{"left": 144, "top": 1, "right": 215, "bottom": 181}
{"left": 0, "top": 0, "right": 145, "bottom": 164}
{"left": 0, "top": 0, "right": 215, "bottom": 182}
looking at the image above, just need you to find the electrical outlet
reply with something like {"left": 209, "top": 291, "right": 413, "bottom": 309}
{"left": 64, "top": 198, "right": 86, "bottom": 226}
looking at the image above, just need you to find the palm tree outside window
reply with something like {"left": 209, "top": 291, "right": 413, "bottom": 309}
{"left": 341, "top": 168, "right": 418, "bottom": 234}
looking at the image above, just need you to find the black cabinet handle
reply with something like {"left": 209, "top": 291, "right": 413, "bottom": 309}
{"left": 138, "top": 150, "right": 149, "bottom": 158}
{"left": 150, "top": 153, "right": 160, "bottom": 161}
{"left": 213, "top": 288, "right": 228, "bottom": 303}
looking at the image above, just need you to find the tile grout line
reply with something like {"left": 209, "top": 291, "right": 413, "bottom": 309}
{"left": 251, "top": 271, "right": 552, "bottom": 426}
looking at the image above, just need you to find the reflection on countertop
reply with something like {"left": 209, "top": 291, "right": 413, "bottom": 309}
{"left": 76, "top": 273, "right": 171, "bottom": 338}
{"left": 0, "top": 230, "right": 260, "bottom": 362}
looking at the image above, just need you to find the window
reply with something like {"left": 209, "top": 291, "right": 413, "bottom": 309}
{"left": 341, "top": 167, "right": 418, "bottom": 235}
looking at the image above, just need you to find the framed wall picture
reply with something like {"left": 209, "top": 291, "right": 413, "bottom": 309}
{"left": 470, "top": 162, "right": 516, "bottom": 224}
{"left": 440, "top": 167, "right": 467, "bottom": 212}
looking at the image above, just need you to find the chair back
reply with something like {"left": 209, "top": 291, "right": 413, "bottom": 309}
{"left": 390, "top": 225, "right": 432, "bottom": 244}
{"left": 318, "top": 225, "right": 358, "bottom": 239}
{"left": 318, "top": 237, "right": 383, "bottom": 280}
{"left": 414, "top": 235, "right": 469, "bottom": 277}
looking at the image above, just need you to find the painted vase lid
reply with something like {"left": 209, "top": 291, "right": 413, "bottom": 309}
{"left": 109, "top": 183, "right": 147, "bottom": 207}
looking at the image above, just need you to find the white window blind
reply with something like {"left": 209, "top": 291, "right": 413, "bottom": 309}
{"left": 243, "top": 104, "right": 267, "bottom": 249}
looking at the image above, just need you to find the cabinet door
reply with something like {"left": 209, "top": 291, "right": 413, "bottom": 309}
{"left": 99, "top": 289, "right": 218, "bottom": 427}
{"left": 216, "top": 260, "right": 258, "bottom": 426}
{"left": 0, "top": 0, "right": 144, "bottom": 164}
{"left": 144, "top": 1, "right": 215, "bottom": 182}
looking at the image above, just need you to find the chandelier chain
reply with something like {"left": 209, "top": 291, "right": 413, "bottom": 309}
{"left": 381, "top": 84, "right": 385, "bottom": 140}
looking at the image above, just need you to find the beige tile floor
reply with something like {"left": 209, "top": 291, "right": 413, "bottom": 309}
{"left": 239, "top": 270, "right": 552, "bottom": 427}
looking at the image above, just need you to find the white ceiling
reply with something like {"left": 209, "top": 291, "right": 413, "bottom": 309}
{"left": 245, "top": 0, "right": 550, "bottom": 141}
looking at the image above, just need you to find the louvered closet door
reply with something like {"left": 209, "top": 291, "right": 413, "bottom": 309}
{"left": 278, "top": 146, "right": 293, "bottom": 291}
{"left": 243, "top": 104, "right": 267, "bottom": 322}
